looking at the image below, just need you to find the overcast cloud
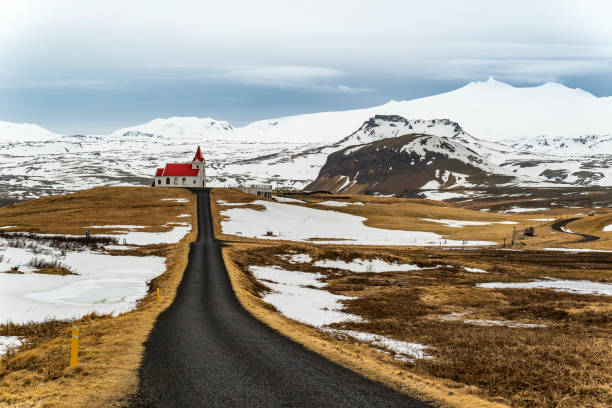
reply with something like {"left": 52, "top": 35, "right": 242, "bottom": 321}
{"left": 1, "top": 0, "right": 612, "bottom": 134}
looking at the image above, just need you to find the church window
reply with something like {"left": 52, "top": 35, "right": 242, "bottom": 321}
{"left": 182, "top": 178, "right": 186, "bottom": 185}
{"left": 174, "top": 177, "right": 178, "bottom": 185}
{"left": 166, "top": 178, "right": 170, "bottom": 185}
{"left": 157, "top": 179, "right": 161, "bottom": 185}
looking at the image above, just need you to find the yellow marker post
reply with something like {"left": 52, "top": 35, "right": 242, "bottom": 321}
{"left": 70, "top": 325, "right": 79, "bottom": 367}
{"left": 156, "top": 288, "right": 160, "bottom": 302}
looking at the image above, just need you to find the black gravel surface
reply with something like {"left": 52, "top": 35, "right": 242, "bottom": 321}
{"left": 128, "top": 188, "right": 432, "bottom": 408}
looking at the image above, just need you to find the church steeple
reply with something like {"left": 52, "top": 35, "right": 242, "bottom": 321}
{"left": 192, "top": 146, "right": 204, "bottom": 163}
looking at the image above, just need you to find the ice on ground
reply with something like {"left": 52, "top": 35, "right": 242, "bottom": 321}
{"left": 543, "top": 247, "right": 612, "bottom": 253}
{"left": 250, "top": 265, "right": 326, "bottom": 288}
{"left": 440, "top": 313, "right": 545, "bottom": 328}
{"left": 329, "top": 329, "right": 431, "bottom": 361}
{"left": 278, "top": 253, "right": 313, "bottom": 264}
{"left": 249, "top": 265, "right": 360, "bottom": 327}
{"left": 216, "top": 200, "right": 248, "bottom": 206}
{"left": 0, "top": 244, "right": 166, "bottom": 324}
{"left": 561, "top": 226, "right": 574, "bottom": 233}
{"left": 0, "top": 226, "right": 17, "bottom": 230}
{"left": 529, "top": 218, "right": 556, "bottom": 221}
{"left": 464, "top": 266, "right": 488, "bottom": 273}
{"left": 89, "top": 225, "right": 146, "bottom": 229}
{"left": 161, "top": 198, "right": 189, "bottom": 203}
{"left": 274, "top": 196, "right": 306, "bottom": 204}
{"left": 477, "top": 278, "right": 612, "bottom": 296}
{"left": 422, "top": 191, "right": 467, "bottom": 201}
{"left": 502, "top": 207, "right": 549, "bottom": 213}
{"left": 313, "top": 258, "right": 427, "bottom": 273}
{"left": 221, "top": 200, "right": 496, "bottom": 246}
{"left": 0, "top": 336, "right": 22, "bottom": 356}
{"left": 103, "top": 225, "right": 191, "bottom": 245}
{"left": 104, "top": 245, "right": 138, "bottom": 251}
{"left": 420, "top": 218, "right": 517, "bottom": 228}
{"left": 176, "top": 214, "right": 191, "bottom": 218}
{"left": 318, "top": 201, "right": 350, "bottom": 207}
{"left": 603, "top": 224, "right": 612, "bottom": 232}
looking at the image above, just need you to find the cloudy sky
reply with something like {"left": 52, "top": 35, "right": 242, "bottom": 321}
{"left": 1, "top": 0, "right": 612, "bottom": 134}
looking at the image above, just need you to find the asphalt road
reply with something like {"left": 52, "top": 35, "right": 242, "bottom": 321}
{"left": 129, "top": 188, "right": 431, "bottom": 408}
{"left": 551, "top": 217, "right": 600, "bottom": 243}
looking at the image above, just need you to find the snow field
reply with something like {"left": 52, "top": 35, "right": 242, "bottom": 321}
{"left": 477, "top": 278, "right": 612, "bottom": 296}
{"left": 543, "top": 247, "right": 612, "bottom": 253}
{"left": 464, "top": 267, "right": 488, "bottom": 273}
{"left": 250, "top": 265, "right": 432, "bottom": 360}
{"left": 278, "top": 253, "right": 313, "bottom": 263}
{"left": 221, "top": 200, "right": 496, "bottom": 246}
{"left": 501, "top": 207, "right": 549, "bottom": 213}
{"left": 0, "top": 220, "right": 192, "bottom": 324}
{"left": 420, "top": 218, "right": 517, "bottom": 228}
{"left": 326, "top": 329, "right": 431, "bottom": 362}
{"left": 313, "top": 258, "right": 428, "bottom": 273}
{"left": 0, "top": 244, "right": 166, "bottom": 324}
{"left": 160, "top": 198, "right": 189, "bottom": 203}
{"left": 273, "top": 196, "right": 307, "bottom": 204}
{"left": 603, "top": 224, "right": 612, "bottom": 232}
{"left": 440, "top": 313, "right": 545, "bottom": 328}
{"left": 248, "top": 265, "right": 360, "bottom": 327}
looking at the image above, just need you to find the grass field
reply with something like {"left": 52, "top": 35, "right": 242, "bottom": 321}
{"left": 0, "top": 187, "right": 197, "bottom": 408}
{"left": 214, "top": 188, "right": 612, "bottom": 408}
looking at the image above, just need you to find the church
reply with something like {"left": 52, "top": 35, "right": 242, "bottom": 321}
{"left": 153, "top": 146, "right": 206, "bottom": 188}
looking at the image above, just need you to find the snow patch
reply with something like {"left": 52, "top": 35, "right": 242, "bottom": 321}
{"left": 249, "top": 265, "right": 360, "bottom": 327}
{"left": 313, "top": 258, "right": 427, "bottom": 273}
{"left": 477, "top": 278, "right": 612, "bottom": 296}
{"left": 221, "top": 200, "right": 496, "bottom": 246}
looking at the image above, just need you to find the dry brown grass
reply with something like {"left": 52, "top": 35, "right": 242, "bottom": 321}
{"left": 222, "top": 244, "right": 505, "bottom": 408}
{"left": 0, "top": 186, "right": 197, "bottom": 408}
{"left": 212, "top": 188, "right": 611, "bottom": 250}
{"left": 219, "top": 232, "right": 612, "bottom": 407}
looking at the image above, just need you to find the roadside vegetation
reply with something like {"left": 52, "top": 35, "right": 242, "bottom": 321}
{"left": 0, "top": 186, "right": 197, "bottom": 408}
{"left": 214, "top": 188, "right": 612, "bottom": 408}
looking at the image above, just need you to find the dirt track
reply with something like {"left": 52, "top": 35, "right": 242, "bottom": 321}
{"left": 128, "top": 188, "right": 431, "bottom": 407}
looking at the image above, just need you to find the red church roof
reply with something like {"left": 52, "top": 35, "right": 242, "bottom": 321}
{"left": 155, "top": 168, "right": 164, "bottom": 177}
{"left": 161, "top": 163, "right": 200, "bottom": 177}
{"left": 193, "top": 146, "right": 205, "bottom": 162}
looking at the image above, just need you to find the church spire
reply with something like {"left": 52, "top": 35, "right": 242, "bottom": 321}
{"left": 192, "top": 146, "right": 204, "bottom": 162}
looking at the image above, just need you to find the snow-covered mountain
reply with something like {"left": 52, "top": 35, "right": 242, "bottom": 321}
{"left": 102, "top": 77, "right": 612, "bottom": 144}
{"left": 0, "top": 121, "right": 61, "bottom": 142}
{"left": 306, "top": 133, "right": 523, "bottom": 195}
{"left": 2, "top": 78, "right": 612, "bottom": 203}
{"left": 110, "top": 117, "right": 234, "bottom": 139}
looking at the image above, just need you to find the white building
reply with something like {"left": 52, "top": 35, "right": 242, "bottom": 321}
{"left": 153, "top": 146, "right": 206, "bottom": 188}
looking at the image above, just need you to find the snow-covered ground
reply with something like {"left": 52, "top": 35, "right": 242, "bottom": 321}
{"left": 464, "top": 266, "right": 488, "bottom": 273}
{"left": 312, "top": 258, "right": 428, "bottom": 273}
{"left": 0, "top": 223, "right": 192, "bottom": 324}
{"left": 250, "top": 264, "right": 431, "bottom": 361}
{"left": 420, "top": 218, "right": 517, "bottom": 228}
{"left": 221, "top": 200, "right": 496, "bottom": 246}
{"left": 249, "top": 265, "right": 360, "bottom": 326}
{"left": 278, "top": 253, "right": 313, "bottom": 263}
{"left": 273, "top": 196, "right": 306, "bottom": 204}
{"left": 101, "top": 225, "right": 191, "bottom": 245}
{"left": 477, "top": 278, "right": 612, "bottom": 296}
{"left": 440, "top": 313, "right": 545, "bottom": 328}
{"left": 501, "top": 207, "right": 550, "bottom": 213}
{"left": 0, "top": 336, "right": 23, "bottom": 356}
{"left": 603, "top": 224, "right": 612, "bottom": 232}
{"left": 328, "top": 329, "right": 431, "bottom": 362}
{"left": 543, "top": 247, "right": 612, "bottom": 253}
